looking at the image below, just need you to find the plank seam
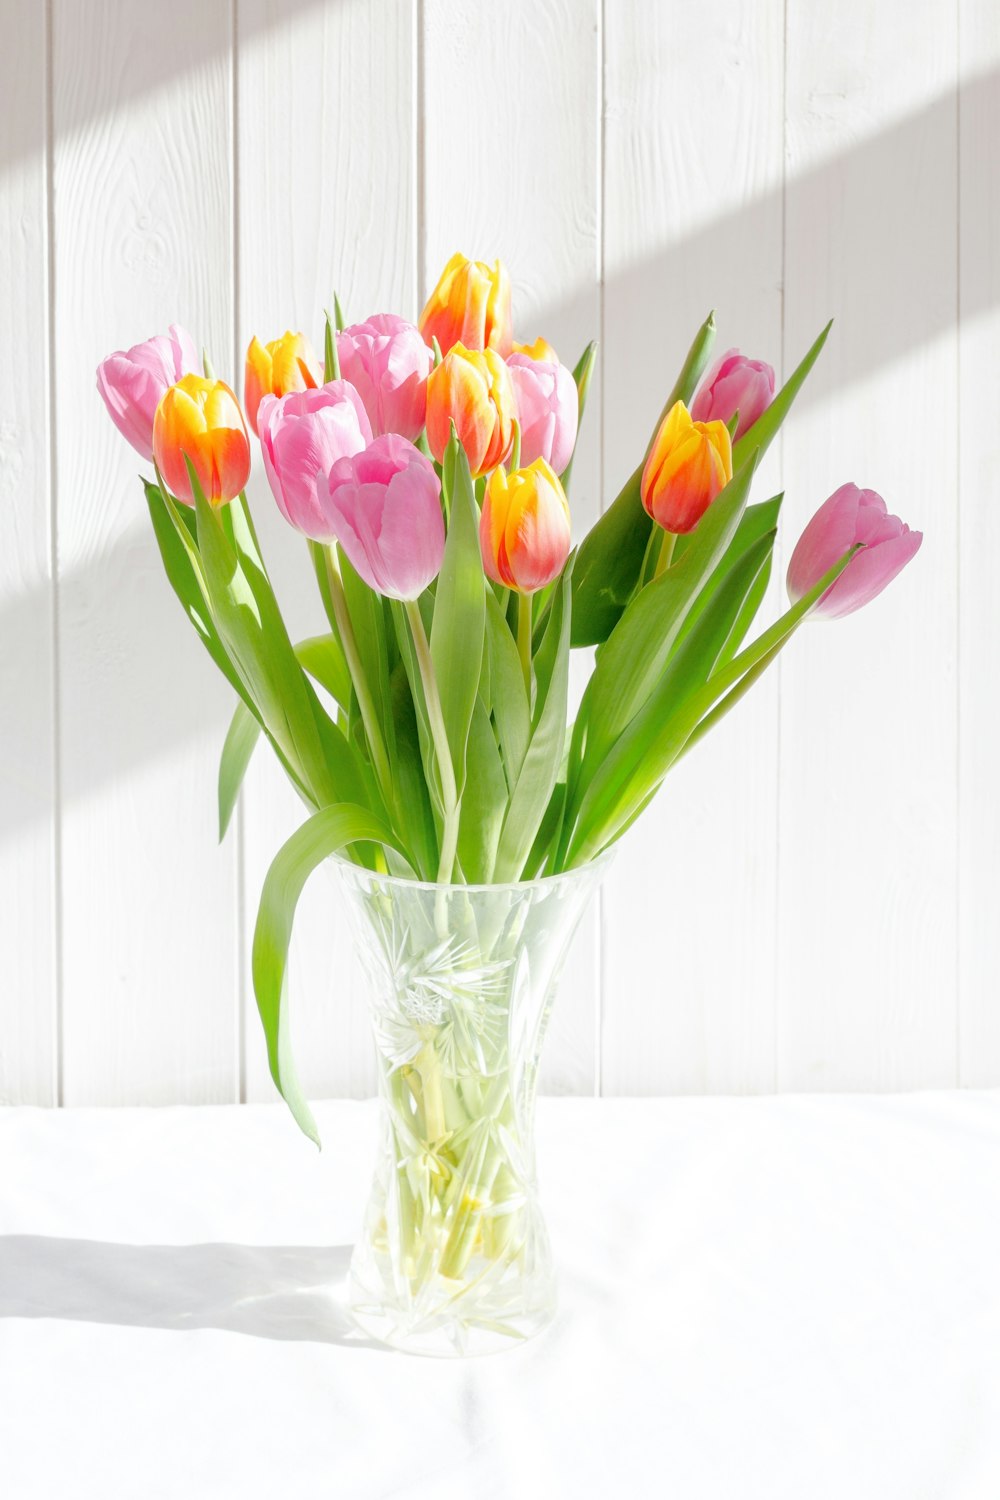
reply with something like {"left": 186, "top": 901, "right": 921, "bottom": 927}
{"left": 44, "top": 0, "right": 64, "bottom": 1109}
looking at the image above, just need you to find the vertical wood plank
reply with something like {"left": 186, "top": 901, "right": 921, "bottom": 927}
{"left": 778, "top": 2, "right": 958, "bottom": 1089}
{"left": 422, "top": 0, "right": 601, "bottom": 1093}
{"left": 600, "top": 0, "right": 785, "bottom": 1094}
{"left": 53, "top": 0, "right": 239, "bottom": 1104}
{"left": 237, "top": 0, "right": 417, "bottom": 1103}
{"left": 958, "top": 19, "right": 1000, "bottom": 1084}
{"left": 0, "top": 2, "right": 56, "bottom": 1104}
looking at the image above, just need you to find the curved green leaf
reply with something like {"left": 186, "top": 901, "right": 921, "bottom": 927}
{"left": 218, "top": 700, "right": 261, "bottom": 841}
{"left": 252, "top": 803, "right": 409, "bottom": 1146}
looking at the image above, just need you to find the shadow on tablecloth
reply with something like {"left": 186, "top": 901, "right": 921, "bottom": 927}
{"left": 0, "top": 1236, "right": 391, "bottom": 1350}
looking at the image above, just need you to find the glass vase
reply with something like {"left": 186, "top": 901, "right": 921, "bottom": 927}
{"left": 333, "top": 855, "right": 607, "bottom": 1357}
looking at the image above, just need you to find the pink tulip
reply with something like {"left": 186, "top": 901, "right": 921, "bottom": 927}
{"left": 336, "top": 314, "right": 433, "bottom": 442}
{"left": 787, "top": 483, "right": 923, "bottom": 620}
{"left": 506, "top": 353, "right": 579, "bottom": 475}
{"left": 324, "top": 435, "right": 444, "bottom": 601}
{"left": 691, "top": 348, "right": 775, "bottom": 440}
{"left": 96, "top": 324, "right": 198, "bottom": 459}
{"left": 258, "top": 382, "right": 373, "bottom": 542}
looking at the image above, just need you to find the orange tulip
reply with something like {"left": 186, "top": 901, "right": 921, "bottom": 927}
{"left": 153, "top": 375, "right": 251, "bottom": 506}
{"left": 511, "top": 335, "right": 559, "bottom": 363}
{"left": 418, "top": 253, "right": 513, "bottom": 358}
{"left": 641, "top": 400, "right": 733, "bottom": 534}
{"left": 480, "top": 458, "right": 571, "bottom": 594}
{"left": 425, "top": 344, "right": 515, "bottom": 478}
{"left": 244, "top": 330, "right": 321, "bottom": 435}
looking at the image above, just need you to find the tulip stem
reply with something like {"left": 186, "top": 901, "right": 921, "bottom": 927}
{"left": 653, "top": 530, "right": 677, "bottom": 580}
{"left": 404, "top": 599, "right": 460, "bottom": 886}
{"left": 323, "top": 545, "right": 393, "bottom": 806}
{"left": 517, "top": 592, "right": 533, "bottom": 701}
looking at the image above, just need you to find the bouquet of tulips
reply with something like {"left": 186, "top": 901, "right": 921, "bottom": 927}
{"left": 98, "top": 253, "right": 922, "bottom": 1144}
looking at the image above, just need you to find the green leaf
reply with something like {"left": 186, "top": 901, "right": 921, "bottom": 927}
{"left": 430, "top": 434, "right": 485, "bottom": 797}
{"left": 338, "top": 549, "right": 395, "bottom": 757}
{"left": 567, "top": 531, "right": 775, "bottom": 863}
{"left": 494, "top": 561, "right": 574, "bottom": 882}
{"left": 188, "top": 464, "right": 367, "bottom": 813}
{"left": 324, "top": 310, "right": 340, "bottom": 381}
{"left": 218, "top": 700, "right": 261, "bottom": 841}
{"left": 457, "top": 698, "right": 508, "bottom": 882}
{"left": 732, "top": 320, "right": 832, "bottom": 472}
{"left": 294, "top": 633, "right": 351, "bottom": 710}
{"left": 562, "top": 340, "right": 598, "bottom": 493}
{"left": 389, "top": 661, "right": 438, "bottom": 880}
{"left": 567, "top": 541, "right": 858, "bottom": 864}
{"left": 484, "top": 589, "right": 529, "bottom": 789}
{"left": 252, "top": 803, "right": 408, "bottom": 1145}
{"left": 670, "top": 492, "right": 783, "bottom": 655}
{"left": 569, "top": 452, "right": 758, "bottom": 798}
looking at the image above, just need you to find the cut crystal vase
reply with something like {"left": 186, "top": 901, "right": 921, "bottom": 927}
{"left": 333, "top": 855, "right": 607, "bottom": 1357}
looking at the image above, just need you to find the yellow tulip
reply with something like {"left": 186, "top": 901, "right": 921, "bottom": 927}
{"left": 641, "top": 400, "right": 732, "bottom": 534}
{"left": 418, "top": 253, "right": 512, "bottom": 358}
{"left": 425, "top": 344, "right": 515, "bottom": 478}
{"left": 244, "top": 330, "right": 321, "bottom": 434}
{"left": 153, "top": 375, "right": 251, "bottom": 506}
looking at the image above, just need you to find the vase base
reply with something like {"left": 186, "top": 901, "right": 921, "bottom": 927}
{"left": 348, "top": 1263, "right": 557, "bottom": 1358}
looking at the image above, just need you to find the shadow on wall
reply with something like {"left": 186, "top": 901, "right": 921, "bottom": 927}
{"left": 1, "top": 63, "right": 995, "bottom": 841}
{"left": 0, "top": 1234, "right": 392, "bottom": 1350}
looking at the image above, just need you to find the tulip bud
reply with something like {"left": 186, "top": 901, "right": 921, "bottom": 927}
{"left": 506, "top": 352, "right": 579, "bottom": 475}
{"left": 244, "top": 330, "right": 322, "bottom": 435}
{"left": 418, "top": 252, "right": 513, "bottom": 358}
{"left": 257, "top": 381, "right": 373, "bottom": 542}
{"left": 325, "top": 435, "right": 445, "bottom": 601}
{"left": 425, "top": 344, "right": 515, "bottom": 477}
{"left": 335, "top": 313, "right": 432, "bottom": 442}
{"left": 152, "top": 375, "right": 251, "bottom": 506}
{"left": 641, "top": 400, "right": 732, "bottom": 535}
{"left": 787, "top": 483, "right": 922, "bottom": 620}
{"left": 691, "top": 348, "right": 776, "bottom": 440}
{"left": 480, "top": 458, "right": 571, "bottom": 594}
{"left": 96, "top": 325, "right": 198, "bottom": 460}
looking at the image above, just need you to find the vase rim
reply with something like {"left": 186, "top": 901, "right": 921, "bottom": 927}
{"left": 328, "top": 847, "right": 613, "bottom": 897}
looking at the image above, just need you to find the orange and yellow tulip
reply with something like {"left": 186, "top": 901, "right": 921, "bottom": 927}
{"left": 480, "top": 458, "right": 571, "bottom": 594}
{"left": 641, "top": 400, "right": 732, "bottom": 534}
{"left": 244, "top": 330, "right": 321, "bottom": 434}
{"left": 511, "top": 335, "right": 559, "bottom": 363}
{"left": 153, "top": 374, "right": 251, "bottom": 506}
{"left": 425, "top": 344, "right": 515, "bottom": 477}
{"left": 418, "top": 253, "right": 513, "bottom": 358}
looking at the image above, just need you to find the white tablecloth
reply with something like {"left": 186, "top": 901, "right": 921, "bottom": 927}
{"left": 1, "top": 1094, "right": 999, "bottom": 1498}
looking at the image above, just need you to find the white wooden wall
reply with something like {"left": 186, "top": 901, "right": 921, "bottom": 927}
{"left": 1, "top": 0, "right": 996, "bottom": 1107}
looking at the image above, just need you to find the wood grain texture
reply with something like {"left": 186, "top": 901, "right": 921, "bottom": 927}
{"left": 958, "top": 16, "right": 1000, "bottom": 1085}
{"left": 422, "top": 0, "right": 602, "bottom": 1093}
{"left": 52, "top": 0, "right": 239, "bottom": 1104}
{"left": 0, "top": 2, "right": 56, "bottom": 1104}
{"left": 599, "top": 0, "right": 785, "bottom": 1094}
{"left": 237, "top": 0, "right": 417, "bottom": 1102}
{"left": 778, "top": 1, "right": 959, "bottom": 1090}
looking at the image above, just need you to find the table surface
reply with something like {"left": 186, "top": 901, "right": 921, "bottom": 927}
{"left": 2, "top": 1093, "right": 999, "bottom": 1499}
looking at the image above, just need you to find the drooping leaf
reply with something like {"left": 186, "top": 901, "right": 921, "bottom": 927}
{"left": 218, "top": 699, "right": 261, "bottom": 841}
{"left": 252, "top": 803, "right": 409, "bottom": 1146}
